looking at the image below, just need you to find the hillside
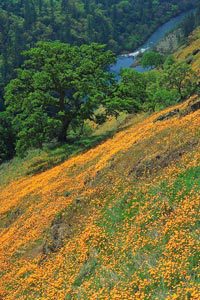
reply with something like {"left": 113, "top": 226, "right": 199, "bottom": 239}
{"left": 0, "top": 95, "right": 199, "bottom": 299}
{"left": 176, "top": 27, "right": 200, "bottom": 74}
{"left": 0, "top": 15, "right": 200, "bottom": 300}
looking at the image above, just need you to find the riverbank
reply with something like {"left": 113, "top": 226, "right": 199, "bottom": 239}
{"left": 119, "top": 7, "right": 196, "bottom": 56}
{"left": 111, "top": 7, "right": 196, "bottom": 75}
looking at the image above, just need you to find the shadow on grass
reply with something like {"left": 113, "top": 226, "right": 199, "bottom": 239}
{"left": 26, "top": 130, "right": 116, "bottom": 176}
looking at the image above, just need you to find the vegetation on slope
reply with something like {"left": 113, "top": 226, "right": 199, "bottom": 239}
{"left": 0, "top": 96, "right": 199, "bottom": 299}
{"left": 176, "top": 27, "right": 200, "bottom": 75}
{"left": 1, "top": 4, "right": 200, "bottom": 164}
{"left": 1, "top": 40, "right": 198, "bottom": 163}
{"left": 0, "top": 112, "right": 132, "bottom": 187}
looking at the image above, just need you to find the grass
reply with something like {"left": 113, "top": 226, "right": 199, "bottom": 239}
{"left": 176, "top": 27, "right": 200, "bottom": 75}
{"left": 0, "top": 111, "right": 141, "bottom": 188}
{"left": 0, "top": 119, "right": 120, "bottom": 187}
{"left": 73, "top": 257, "right": 98, "bottom": 287}
{"left": 98, "top": 192, "right": 141, "bottom": 236}
{"left": 83, "top": 164, "right": 199, "bottom": 298}
{"left": 0, "top": 97, "right": 199, "bottom": 299}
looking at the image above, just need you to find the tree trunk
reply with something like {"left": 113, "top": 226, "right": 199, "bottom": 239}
{"left": 58, "top": 118, "right": 71, "bottom": 143}
{"left": 58, "top": 91, "right": 71, "bottom": 143}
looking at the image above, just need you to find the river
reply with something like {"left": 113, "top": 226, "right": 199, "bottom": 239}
{"left": 110, "top": 9, "right": 195, "bottom": 76}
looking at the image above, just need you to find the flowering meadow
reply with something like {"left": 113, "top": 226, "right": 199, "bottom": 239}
{"left": 0, "top": 97, "right": 199, "bottom": 300}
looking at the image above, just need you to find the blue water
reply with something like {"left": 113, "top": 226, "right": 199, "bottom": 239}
{"left": 111, "top": 9, "right": 195, "bottom": 75}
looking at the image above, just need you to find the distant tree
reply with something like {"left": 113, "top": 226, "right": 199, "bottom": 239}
{"left": 5, "top": 41, "right": 116, "bottom": 154}
{"left": 144, "top": 59, "right": 198, "bottom": 111}
{"left": 141, "top": 51, "right": 165, "bottom": 69}
{"left": 145, "top": 82, "right": 179, "bottom": 111}
{"left": 182, "top": 13, "right": 196, "bottom": 37}
{"left": 162, "top": 61, "right": 198, "bottom": 100}
{"left": 163, "top": 55, "right": 176, "bottom": 68}
{"left": 195, "top": 4, "right": 200, "bottom": 27}
{"left": 109, "top": 69, "right": 147, "bottom": 114}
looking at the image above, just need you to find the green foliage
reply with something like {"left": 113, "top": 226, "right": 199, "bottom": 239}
{"left": 0, "top": 112, "right": 15, "bottom": 163}
{"left": 162, "top": 61, "right": 198, "bottom": 100}
{"left": 115, "top": 58, "right": 198, "bottom": 113}
{"left": 0, "top": 0, "right": 196, "bottom": 95}
{"left": 5, "top": 41, "right": 116, "bottom": 155}
{"left": 145, "top": 84, "right": 179, "bottom": 111}
{"left": 15, "top": 108, "right": 58, "bottom": 156}
{"left": 141, "top": 51, "right": 165, "bottom": 68}
{"left": 114, "top": 69, "right": 147, "bottom": 113}
{"left": 145, "top": 58, "right": 198, "bottom": 110}
{"left": 163, "top": 55, "right": 176, "bottom": 68}
{"left": 0, "top": 1, "right": 198, "bottom": 163}
{"left": 181, "top": 7, "right": 200, "bottom": 37}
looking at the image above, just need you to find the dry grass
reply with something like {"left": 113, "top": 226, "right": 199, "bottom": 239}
{"left": 176, "top": 27, "right": 200, "bottom": 74}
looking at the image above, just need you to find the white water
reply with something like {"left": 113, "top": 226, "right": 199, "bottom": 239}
{"left": 111, "top": 9, "right": 195, "bottom": 76}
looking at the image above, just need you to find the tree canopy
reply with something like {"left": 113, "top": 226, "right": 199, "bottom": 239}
{"left": 141, "top": 51, "right": 165, "bottom": 69}
{"left": 113, "top": 69, "right": 147, "bottom": 113}
{"left": 5, "top": 41, "right": 116, "bottom": 154}
{"left": 0, "top": 112, "right": 15, "bottom": 163}
{"left": 162, "top": 61, "right": 198, "bottom": 100}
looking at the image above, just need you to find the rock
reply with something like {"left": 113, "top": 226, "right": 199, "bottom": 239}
{"left": 186, "top": 55, "right": 193, "bottom": 64}
{"left": 43, "top": 223, "right": 73, "bottom": 254}
{"left": 192, "top": 49, "right": 200, "bottom": 56}
{"left": 180, "top": 98, "right": 200, "bottom": 116}
{"left": 0, "top": 208, "right": 23, "bottom": 228}
{"left": 75, "top": 196, "right": 85, "bottom": 205}
{"left": 190, "top": 99, "right": 200, "bottom": 112}
{"left": 155, "top": 109, "right": 180, "bottom": 122}
{"left": 42, "top": 196, "right": 88, "bottom": 256}
{"left": 129, "top": 140, "right": 198, "bottom": 178}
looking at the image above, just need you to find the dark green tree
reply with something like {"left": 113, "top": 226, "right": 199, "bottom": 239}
{"left": 182, "top": 13, "right": 196, "bottom": 37}
{"left": 145, "top": 82, "right": 179, "bottom": 111}
{"left": 0, "top": 112, "right": 15, "bottom": 163}
{"left": 144, "top": 60, "right": 198, "bottom": 111}
{"left": 162, "top": 61, "right": 198, "bottom": 100}
{"left": 141, "top": 51, "right": 165, "bottom": 69}
{"left": 109, "top": 69, "right": 147, "bottom": 114}
{"left": 5, "top": 41, "right": 116, "bottom": 154}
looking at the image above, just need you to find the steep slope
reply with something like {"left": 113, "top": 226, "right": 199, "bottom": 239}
{"left": 0, "top": 96, "right": 199, "bottom": 300}
{"left": 176, "top": 27, "right": 200, "bottom": 74}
